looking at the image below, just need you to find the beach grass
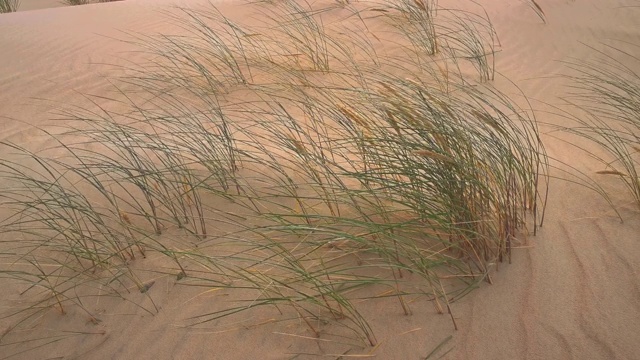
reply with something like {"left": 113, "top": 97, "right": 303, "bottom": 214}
{"left": 0, "top": 0, "right": 19, "bottom": 13}
{"left": 525, "top": 0, "right": 546, "bottom": 23}
{"left": 559, "top": 43, "right": 640, "bottom": 210}
{"left": 0, "top": 0, "right": 548, "bottom": 354}
{"left": 62, "top": 0, "right": 91, "bottom": 5}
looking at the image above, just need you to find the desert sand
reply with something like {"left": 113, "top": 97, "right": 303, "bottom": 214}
{"left": 1, "top": 0, "right": 639, "bottom": 359}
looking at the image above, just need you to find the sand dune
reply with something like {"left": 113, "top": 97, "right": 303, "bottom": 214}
{"left": 1, "top": 0, "right": 639, "bottom": 359}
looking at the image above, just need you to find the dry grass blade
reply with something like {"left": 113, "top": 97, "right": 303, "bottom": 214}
{"left": 526, "top": 0, "right": 546, "bottom": 24}
{"left": 561, "top": 42, "right": 640, "bottom": 209}
{"left": 0, "top": 0, "right": 19, "bottom": 12}
{"left": 0, "top": 0, "right": 548, "bottom": 355}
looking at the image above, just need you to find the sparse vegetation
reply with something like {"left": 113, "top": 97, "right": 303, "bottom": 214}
{"left": 525, "top": 0, "right": 546, "bottom": 23}
{"left": 62, "top": 0, "right": 90, "bottom": 5}
{"left": 0, "top": 0, "right": 548, "bottom": 356}
{"left": 561, "top": 44, "right": 640, "bottom": 209}
{"left": 0, "top": 0, "right": 19, "bottom": 13}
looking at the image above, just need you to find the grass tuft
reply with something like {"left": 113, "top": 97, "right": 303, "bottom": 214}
{"left": 0, "top": 0, "right": 19, "bottom": 13}
{"left": 0, "top": 0, "right": 548, "bottom": 353}
{"left": 560, "top": 43, "right": 640, "bottom": 209}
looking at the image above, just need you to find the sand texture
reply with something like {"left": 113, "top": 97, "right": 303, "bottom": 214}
{"left": 1, "top": 0, "right": 640, "bottom": 359}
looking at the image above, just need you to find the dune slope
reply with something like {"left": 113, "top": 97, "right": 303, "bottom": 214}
{"left": 1, "top": 0, "right": 639, "bottom": 359}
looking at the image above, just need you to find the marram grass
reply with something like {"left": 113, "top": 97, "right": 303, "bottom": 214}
{"left": 0, "top": 0, "right": 19, "bottom": 13}
{"left": 0, "top": 0, "right": 547, "bottom": 355}
{"left": 559, "top": 43, "right": 640, "bottom": 210}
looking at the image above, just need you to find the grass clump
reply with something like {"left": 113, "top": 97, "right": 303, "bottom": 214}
{"left": 561, "top": 44, "right": 640, "bottom": 209}
{"left": 0, "top": 0, "right": 548, "bottom": 354}
{"left": 62, "top": 0, "right": 91, "bottom": 5}
{"left": 0, "top": 0, "right": 19, "bottom": 13}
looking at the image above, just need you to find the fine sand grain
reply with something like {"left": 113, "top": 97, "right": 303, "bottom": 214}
{"left": 1, "top": 0, "right": 639, "bottom": 359}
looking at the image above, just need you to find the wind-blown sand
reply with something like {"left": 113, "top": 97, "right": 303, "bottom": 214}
{"left": 1, "top": 0, "right": 639, "bottom": 359}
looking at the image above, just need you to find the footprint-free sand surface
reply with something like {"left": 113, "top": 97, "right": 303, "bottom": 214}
{"left": 1, "top": 0, "right": 639, "bottom": 359}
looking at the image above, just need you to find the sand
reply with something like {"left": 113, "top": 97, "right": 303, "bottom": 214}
{"left": 1, "top": 0, "right": 639, "bottom": 359}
